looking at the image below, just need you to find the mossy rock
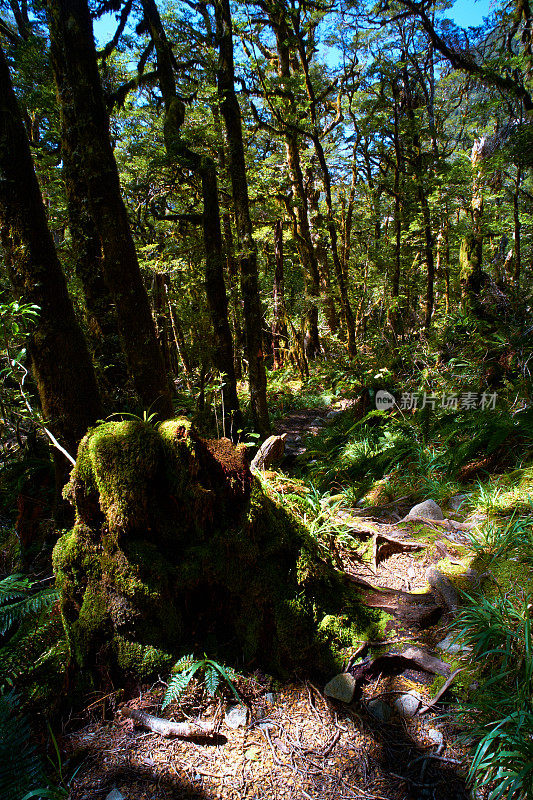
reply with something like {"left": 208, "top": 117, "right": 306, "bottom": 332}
{"left": 54, "top": 419, "right": 368, "bottom": 684}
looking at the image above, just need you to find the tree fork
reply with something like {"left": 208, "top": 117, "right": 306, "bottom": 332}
{"left": 46, "top": 0, "right": 173, "bottom": 420}
{"left": 214, "top": 0, "right": 270, "bottom": 435}
{"left": 0, "top": 44, "right": 102, "bottom": 488}
{"left": 140, "top": 0, "right": 242, "bottom": 437}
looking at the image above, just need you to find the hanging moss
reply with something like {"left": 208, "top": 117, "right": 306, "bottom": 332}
{"left": 54, "top": 419, "right": 371, "bottom": 684}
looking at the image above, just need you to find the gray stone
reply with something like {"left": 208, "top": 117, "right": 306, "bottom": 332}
{"left": 326, "top": 410, "right": 342, "bottom": 419}
{"left": 225, "top": 704, "right": 248, "bottom": 729}
{"left": 393, "top": 691, "right": 421, "bottom": 717}
{"left": 367, "top": 698, "right": 392, "bottom": 722}
{"left": 436, "top": 632, "right": 472, "bottom": 655}
{"left": 324, "top": 672, "right": 357, "bottom": 703}
{"left": 311, "top": 418, "right": 325, "bottom": 427}
{"left": 426, "top": 728, "right": 444, "bottom": 748}
{"left": 448, "top": 494, "right": 469, "bottom": 511}
{"left": 406, "top": 499, "right": 444, "bottom": 520}
{"left": 426, "top": 566, "right": 460, "bottom": 612}
{"left": 466, "top": 513, "right": 487, "bottom": 525}
{"left": 105, "top": 791, "right": 125, "bottom": 800}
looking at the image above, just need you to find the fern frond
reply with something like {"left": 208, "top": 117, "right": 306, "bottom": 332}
{"left": 162, "top": 661, "right": 203, "bottom": 708}
{"left": 0, "top": 689, "right": 44, "bottom": 800}
{"left": 0, "top": 586, "right": 58, "bottom": 636}
{"left": 0, "top": 574, "right": 30, "bottom": 606}
{"left": 204, "top": 665, "right": 220, "bottom": 697}
{"left": 171, "top": 653, "right": 196, "bottom": 673}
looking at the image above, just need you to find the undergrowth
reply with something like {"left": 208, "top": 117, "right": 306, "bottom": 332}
{"left": 450, "top": 515, "right": 533, "bottom": 800}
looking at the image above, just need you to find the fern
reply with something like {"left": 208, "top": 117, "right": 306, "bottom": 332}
{"left": 204, "top": 665, "right": 220, "bottom": 697}
{"left": 0, "top": 690, "right": 44, "bottom": 800}
{"left": 0, "top": 576, "right": 58, "bottom": 637}
{"left": 162, "top": 656, "right": 242, "bottom": 709}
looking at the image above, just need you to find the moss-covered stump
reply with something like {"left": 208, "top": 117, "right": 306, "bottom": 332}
{"left": 53, "top": 419, "right": 370, "bottom": 683}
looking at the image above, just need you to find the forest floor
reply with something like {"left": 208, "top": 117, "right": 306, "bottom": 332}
{"left": 62, "top": 403, "right": 484, "bottom": 800}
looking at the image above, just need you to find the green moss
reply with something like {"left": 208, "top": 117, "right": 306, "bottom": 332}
{"left": 113, "top": 635, "right": 173, "bottom": 679}
{"left": 434, "top": 555, "right": 477, "bottom": 593}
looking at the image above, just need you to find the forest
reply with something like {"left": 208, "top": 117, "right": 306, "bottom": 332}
{"left": 0, "top": 0, "right": 532, "bottom": 797}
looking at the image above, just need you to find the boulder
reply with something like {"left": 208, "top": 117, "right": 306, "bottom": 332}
{"left": 324, "top": 672, "right": 357, "bottom": 703}
{"left": 406, "top": 499, "right": 444, "bottom": 520}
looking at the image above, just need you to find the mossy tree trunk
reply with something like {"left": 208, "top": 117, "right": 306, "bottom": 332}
{"left": 268, "top": 6, "right": 322, "bottom": 359}
{"left": 53, "top": 46, "right": 126, "bottom": 388}
{"left": 54, "top": 419, "right": 372, "bottom": 683}
{"left": 0, "top": 44, "right": 103, "bottom": 496}
{"left": 214, "top": 0, "right": 270, "bottom": 436}
{"left": 46, "top": 0, "right": 173, "bottom": 420}
{"left": 272, "top": 219, "right": 288, "bottom": 369}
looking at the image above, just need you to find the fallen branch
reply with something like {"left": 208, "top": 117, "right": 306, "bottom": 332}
{"left": 118, "top": 706, "right": 216, "bottom": 738}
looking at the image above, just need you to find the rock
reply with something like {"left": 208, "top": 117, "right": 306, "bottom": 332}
{"left": 367, "top": 698, "right": 392, "bottom": 722}
{"left": 324, "top": 672, "right": 357, "bottom": 703}
{"left": 225, "top": 704, "right": 248, "bottom": 729}
{"left": 311, "top": 418, "right": 325, "bottom": 427}
{"left": 393, "top": 691, "right": 421, "bottom": 717}
{"left": 105, "top": 791, "right": 125, "bottom": 800}
{"left": 426, "top": 566, "right": 460, "bottom": 612}
{"left": 251, "top": 434, "right": 287, "bottom": 471}
{"left": 406, "top": 499, "right": 444, "bottom": 520}
{"left": 448, "top": 494, "right": 469, "bottom": 511}
{"left": 466, "top": 513, "right": 487, "bottom": 525}
{"left": 326, "top": 410, "right": 342, "bottom": 419}
{"left": 426, "top": 727, "right": 444, "bottom": 748}
{"left": 436, "top": 632, "right": 472, "bottom": 655}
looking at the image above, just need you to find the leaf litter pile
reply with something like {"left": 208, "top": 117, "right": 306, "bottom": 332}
{"left": 63, "top": 409, "right": 485, "bottom": 800}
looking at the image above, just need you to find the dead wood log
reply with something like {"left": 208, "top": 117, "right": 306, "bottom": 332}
{"left": 401, "top": 646, "right": 451, "bottom": 676}
{"left": 118, "top": 707, "right": 216, "bottom": 738}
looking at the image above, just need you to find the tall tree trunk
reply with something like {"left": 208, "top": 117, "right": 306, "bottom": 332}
{"left": 140, "top": 0, "right": 242, "bottom": 437}
{"left": 306, "top": 168, "right": 338, "bottom": 334}
{"left": 0, "top": 44, "right": 102, "bottom": 474}
{"left": 272, "top": 219, "right": 288, "bottom": 369}
{"left": 461, "top": 138, "right": 485, "bottom": 311}
{"left": 420, "top": 187, "right": 435, "bottom": 331}
{"left": 152, "top": 272, "right": 173, "bottom": 377}
{"left": 214, "top": 0, "right": 270, "bottom": 435}
{"left": 513, "top": 164, "right": 522, "bottom": 286}
{"left": 290, "top": 23, "right": 355, "bottom": 354}
{"left": 46, "top": 0, "right": 173, "bottom": 419}
{"left": 268, "top": 8, "right": 321, "bottom": 358}
{"left": 53, "top": 46, "right": 125, "bottom": 386}
{"left": 165, "top": 285, "right": 194, "bottom": 392}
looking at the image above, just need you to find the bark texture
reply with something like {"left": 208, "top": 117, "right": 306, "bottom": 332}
{"left": 46, "top": 0, "right": 173, "bottom": 419}
{"left": 214, "top": 0, "right": 270, "bottom": 435}
{"left": 0, "top": 44, "right": 102, "bottom": 459}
